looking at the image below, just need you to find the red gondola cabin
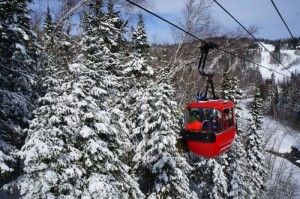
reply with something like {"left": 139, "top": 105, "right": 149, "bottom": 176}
{"left": 181, "top": 99, "right": 236, "bottom": 158}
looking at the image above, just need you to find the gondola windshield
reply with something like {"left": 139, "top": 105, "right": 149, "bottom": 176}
{"left": 185, "top": 108, "right": 222, "bottom": 134}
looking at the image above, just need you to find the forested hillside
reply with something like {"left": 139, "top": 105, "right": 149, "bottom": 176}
{"left": 0, "top": 0, "right": 299, "bottom": 198}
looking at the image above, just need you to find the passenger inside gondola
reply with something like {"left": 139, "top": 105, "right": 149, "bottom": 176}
{"left": 223, "top": 108, "right": 233, "bottom": 130}
{"left": 185, "top": 108, "right": 222, "bottom": 133}
{"left": 185, "top": 109, "right": 202, "bottom": 132}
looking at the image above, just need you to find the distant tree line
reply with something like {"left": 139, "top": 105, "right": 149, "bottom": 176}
{"left": 259, "top": 72, "right": 300, "bottom": 126}
{"left": 259, "top": 37, "right": 300, "bottom": 50}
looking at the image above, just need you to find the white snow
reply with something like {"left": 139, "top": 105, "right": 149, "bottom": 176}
{"left": 80, "top": 125, "right": 93, "bottom": 138}
{"left": 258, "top": 43, "right": 300, "bottom": 81}
{"left": 91, "top": 87, "right": 107, "bottom": 96}
{"left": 69, "top": 63, "right": 87, "bottom": 74}
{"left": 240, "top": 98, "right": 300, "bottom": 153}
{"left": 61, "top": 41, "right": 71, "bottom": 46}
{"left": 44, "top": 170, "right": 58, "bottom": 184}
{"left": 264, "top": 154, "right": 300, "bottom": 198}
{"left": 263, "top": 117, "right": 300, "bottom": 153}
{"left": 16, "top": 43, "right": 26, "bottom": 55}
{"left": 49, "top": 115, "right": 61, "bottom": 125}
{"left": 94, "top": 123, "right": 109, "bottom": 133}
{"left": 87, "top": 174, "right": 119, "bottom": 198}
{"left": 10, "top": 26, "right": 29, "bottom": 40}
{"left": 0, "top": 150, "right": 14, "bottom": 173}
{"left": 240, "top": 98, "right": 300, "bottom": 198}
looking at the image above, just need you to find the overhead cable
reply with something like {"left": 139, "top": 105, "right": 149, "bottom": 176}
{"left": 218, "top": 49, "right": 288, "bottom": 77}
{"left": 212, "top": 0, "right": 293, "bottom": 75}
{"left": 270, "top": 0, "right": 296, "bottom": 40}
{"left": 125, "top": 0, "right": 205, "bottom": 43}
{"left": 125, "top": 0, "right": 290, "bottom": 78}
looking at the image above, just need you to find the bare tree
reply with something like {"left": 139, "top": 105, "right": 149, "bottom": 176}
{"left": 161, "top": 0, "right": 220, "bottom": 109}
{"left": 174, "top": 0, "right": 219, "bottom": 43}
{"left": 263, "top": 155, "right": 299, "bottom": 199}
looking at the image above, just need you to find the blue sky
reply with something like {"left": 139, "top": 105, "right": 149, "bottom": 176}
{"left": 141, "top": 0, "right": 300, "bottom": 43}
{"left": 31, "top": 0, "right": 300, "bottom": 43}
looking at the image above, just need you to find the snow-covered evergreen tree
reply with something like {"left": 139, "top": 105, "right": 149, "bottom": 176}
{"left": 290, "top": 74, "right": 300, "bottom": 122}
{"left": 114, "top": 13, "right": 154, "bottom": 156}
{"left": 245, "top": 88, "right": 266, "bottom": 198}
{"left": 101, "top": 1, "right": 134, "bottom": 160}
{"left": 133, "top": 60, "right": 196, "bottom": 198}
{"left": 191, "top": 158, "right": 229, "bottom": 199}
{"left": 4, "top": 2, "right": 144, "bottom": 198}
{"left": 278, "top": 79, "right": 291, "bottom": 119}
{"left": 220, "top": 66, "right": 249, "bottom": 198}
{"left": 123, "top": 14, "right": 154, "bottom": 134}
{"left": 249, "top": 88, "right": 264, "bottom": 130}
{"left": 221, "top": 65, "right": 243, "bottom": 106}
{"left": 226, "top": 126, "right": 249, "bottom": 199}
{"left": 38, "top": 6, "right": 73, "bottom": 95}
{"left": 0, "top": 0, "right": 36, "bottom": 183}
{"left": 278, "top": 73, "right": 300, "bottom": 123}
{"left": 81, "top": 1, "right": 133, "bottom": 162}
{"left": 11, "top": 62, "right": 143, "bottom": 198}
{"left": 124, "top": 14, "right": 153, "bottom": 88}
{"left": 221, "top": 65, "right": 232, "bottom": 100}
{"left": 42, "top": 6, "right": 54, "bottom": 43}
{"left": 107, "top": 0, "right": 126, "bottom": 54}
{"left": 264, "top": 73, "right": 278, "bottom": 117}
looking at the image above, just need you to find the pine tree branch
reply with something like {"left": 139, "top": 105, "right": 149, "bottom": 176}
{"left": 0, "top": 64, "right": 33, "bottom": 79}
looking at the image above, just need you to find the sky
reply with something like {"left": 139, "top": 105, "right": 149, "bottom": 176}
{"left": 30, "top": 0, "right": 300, "bottom": 44}
{"left": 140, "top": 0, "right": 300, "bottom": 43}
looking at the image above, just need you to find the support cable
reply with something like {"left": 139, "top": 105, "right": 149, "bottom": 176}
{"left": 125, "top": 0, "right": 290, "bottom": 78}
{"left": 125, "top": 0, "right": 205, "bottom": 43}
{"left": 212, "top": 0, "right": 293, "bottom": 75}
{"left": 270, "top": 0, "right": 296, "bottom": 40}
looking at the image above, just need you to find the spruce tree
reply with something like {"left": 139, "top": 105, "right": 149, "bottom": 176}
{"left": 278, "top": 73, "right": 300, "bottom": 122}
{"left": 107, "top": 0, "right": 126, "bottom": 53}
{"left": 191, "top": 158, "right": 229, "bottom": 199}
{"left": 82, "top": 1, "right": 132, "bottom": 160}
{"left": 245, "top": 88, "right": 266, "bottom": 198}
{"left": 114, "top": 14, "right": 154, "bottom": 151}
{"left": 103, "top": 1, "right": 132, "bottom": 154}
{"left": 220, "top": 67, "right": 249, "bottom": 198}
{"left": 221, "top": 65, "right": 232, "bottom": 100}
{"left": 79, "top": 4, "right": 143, "bottom": 197}
{"left": 265, "top": 73, "right": 278, "bottom": 117}
{"left": 5, "top": 2, "right": 144, "bottom": 198}
{"left": 125, "top": 13, "right": 153, "bottom": 84}
{"left": 12, "top": 61, "right": 143, "bottom": 198}
{"left": 278, "top": 78, "right": 292, "bottom": 120}
{"left": 118, "top": 12, "right": 154, "bottom": 171}
{"left": 39, "top": 6, "right": 73, "bottom": 95}
{"left": 0, "top": 0, "right": 36, "bottom": 184}
{"left": 133, "top": 64, "right": 196, "bottom": 198}
{"left": 291, "top": 74, "right": 300, "bottom": 122}
{"left": 43, "top": 6, "right": 54, "bottom": 42}
{"left": 123, "top": 14, "right": 154, "bottom": 131}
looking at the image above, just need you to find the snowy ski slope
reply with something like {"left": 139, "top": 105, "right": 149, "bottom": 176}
{"left": 259, "top": 43, "right": 300, "bottom": 81}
